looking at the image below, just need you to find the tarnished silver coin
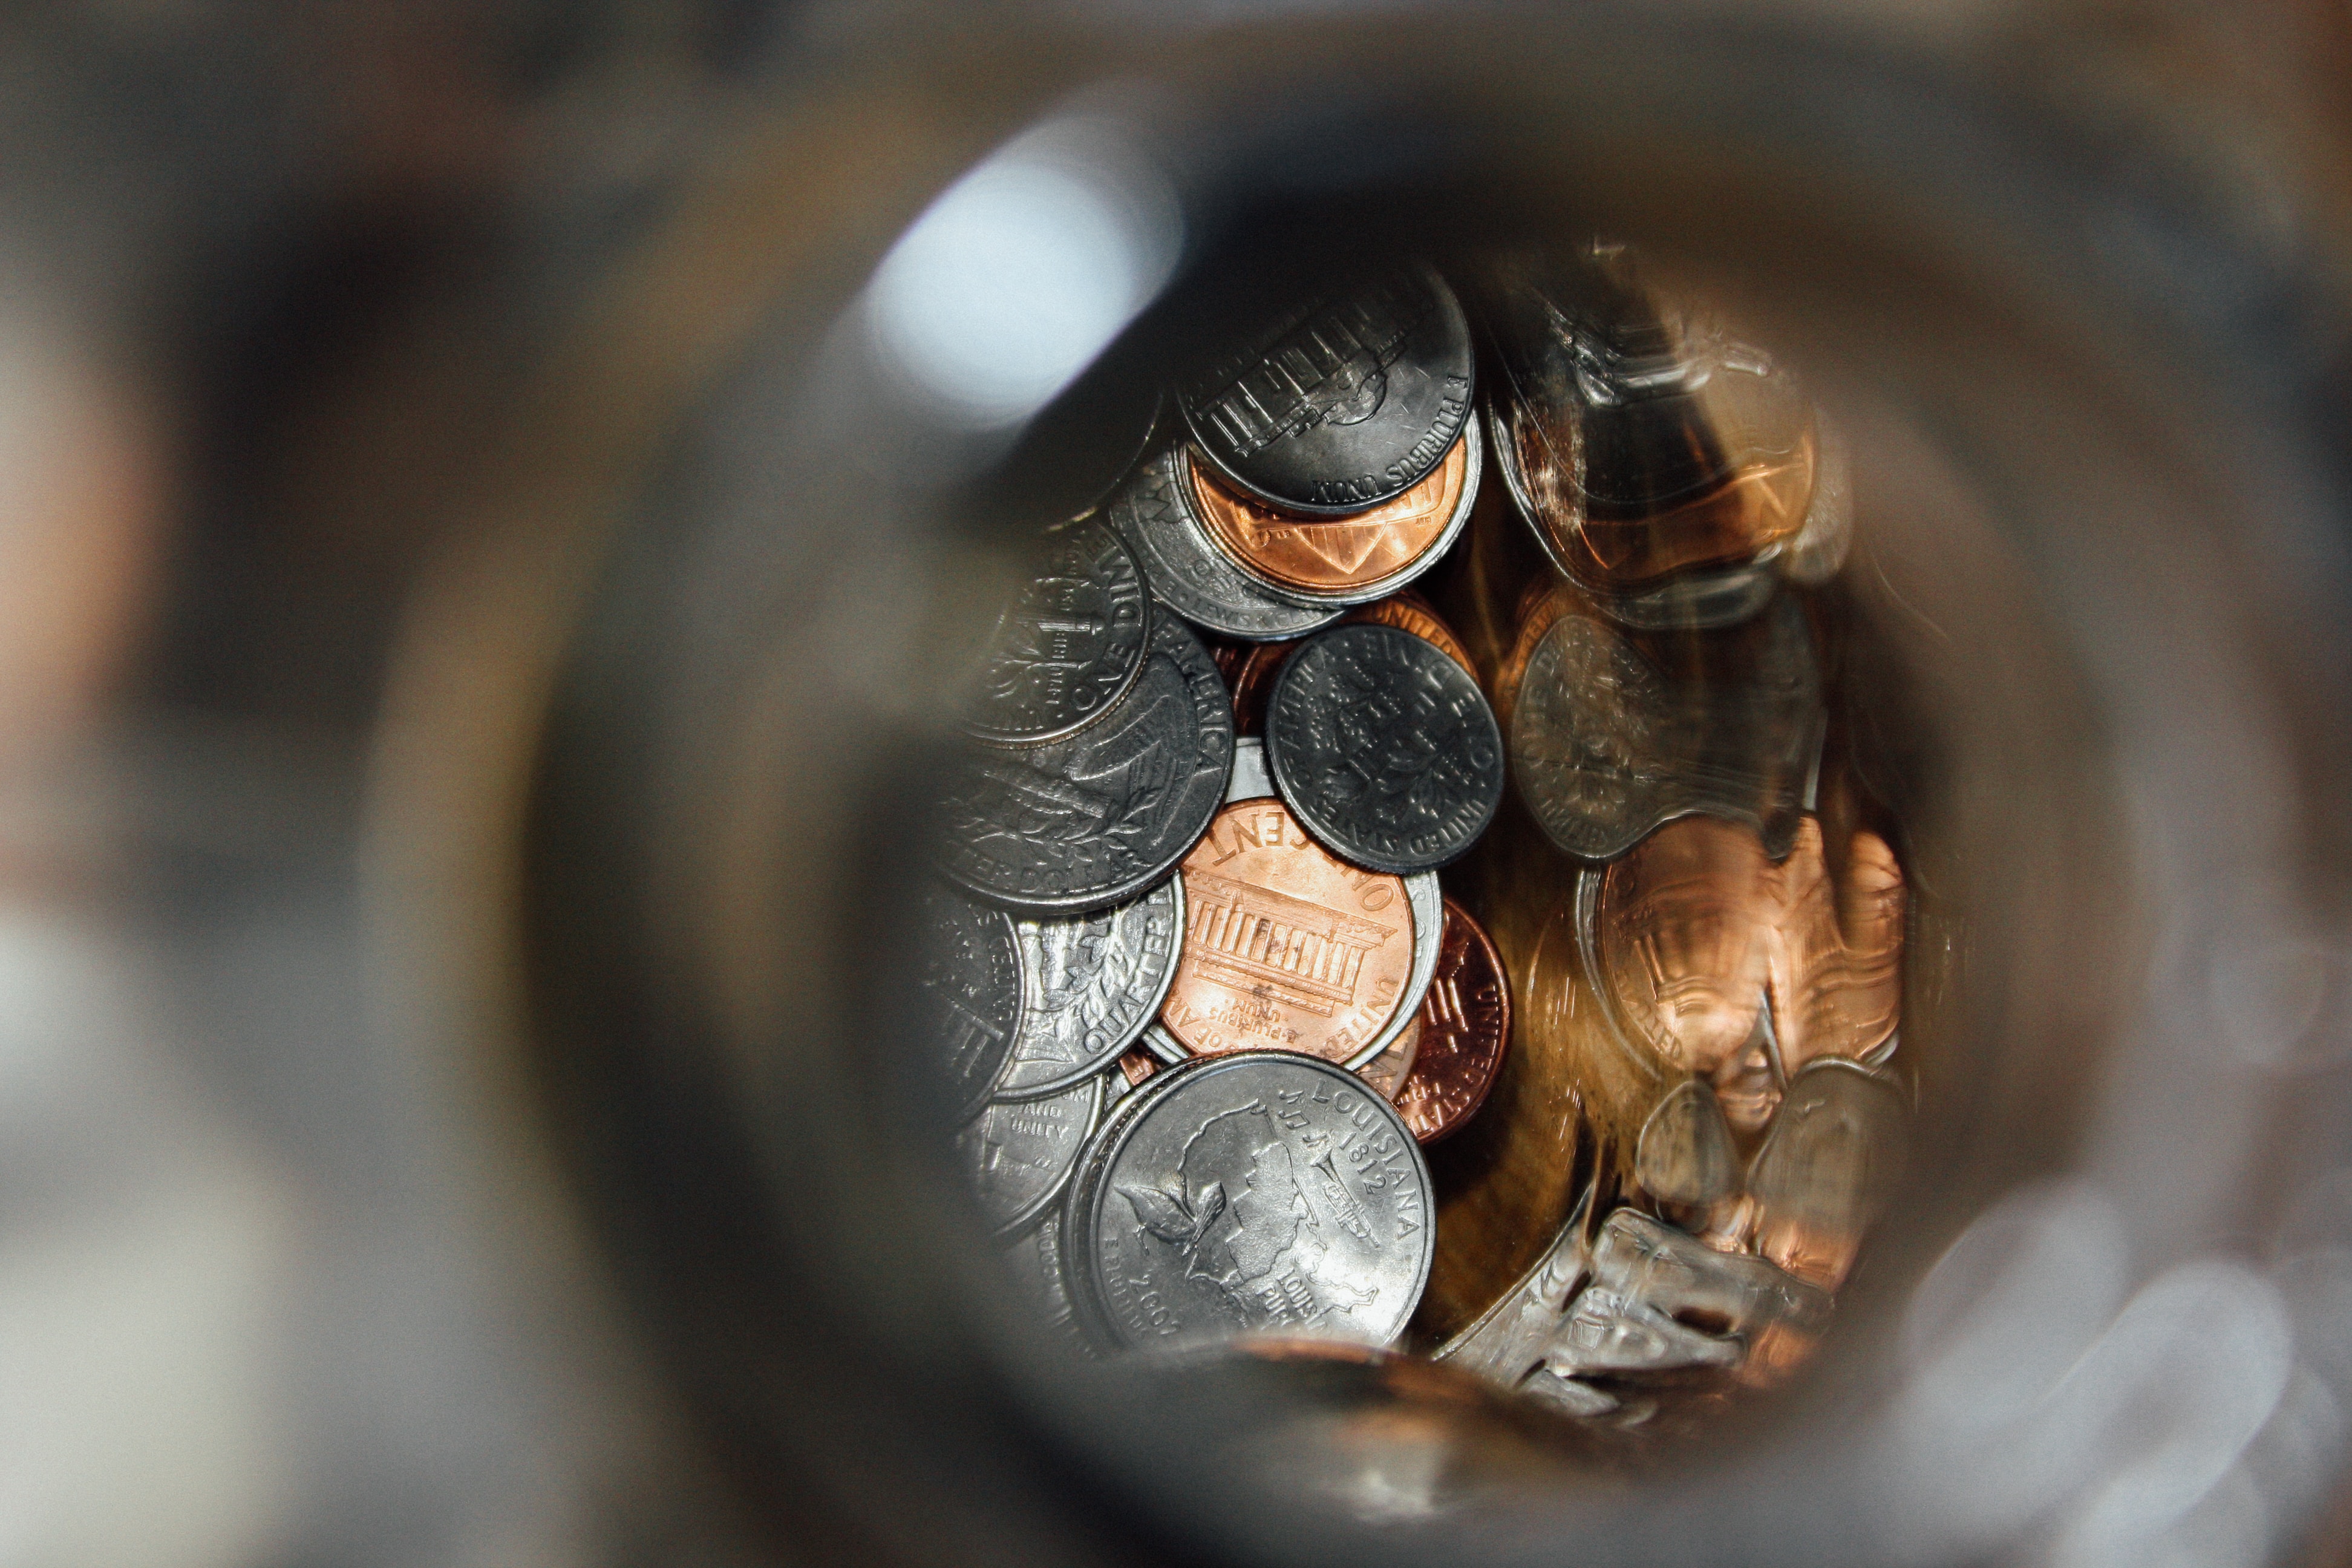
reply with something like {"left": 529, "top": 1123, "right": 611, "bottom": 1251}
{"left": 1066, "top": 1052, "right": 1435, "bottom": 1351}
{"left": 1181, "top": 265, "right": 1475, "bottom": 514}
{"left": 1000, "top": 1200, "right": 1089, "bottom": 1352}
{"left": 1138, "top": 739, "right": 1441, "bottom": 1070}
{"left": 938, "top": 611, "right": 1235, "bottom": 913}
{"left": 957, "top": 1071, "right": 1104, "bottom": 1236}
{"left": 1264, "top": 624, "right": 1505, "bottom": 874}
{"left": 913, "top": 883, "right": 1022, "bottom": 1123}
{"left": 1103, "top": 445, "right": 1343, "bottom": 641}
{"left": 996, "top": 875, "right": 1185, "bottom": 1099}
{"left": 1510, "top": 592, "right": 1823, "bottom": 861}
{"left": 964, "top": 515, "right": 1150, "bottom": 745}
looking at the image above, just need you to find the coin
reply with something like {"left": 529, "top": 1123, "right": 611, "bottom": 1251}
{"left": 1226, "top": 590, "right": 1473, "bottom": 736}
{"left": 1183, "top": 422, "right": 1480, "bottom": 606}
{"left": 1103, "top": 445, "right": 1343, "bottom": 641}
{"left": 1356, "top": 1015, "right": 1421, "bottom": 1101}
{"left": 1481, "top": 250, "right": 1817, "bottom": 598}
{"left": 1000, "top": 1200, "right": 1090, "bottom": 1354}
{"left": 964, "top": 515, "right": 1151, "bottom": 745}
{"left": 956, "top": 1071, "right": 1104, "bottom": 1235}
{"left": 913, "top": 883, "right": 1022, "bottom": 1123}
{"left": 1264, "top": 624, "right": 1506, "bottom": 874}
{"left": 995, "top": 875, "right": 1186, "bottom": 1098}
{"left": 937, "top": 610, "right": 1235, "bottom": 913}
{"left": 1393, "top": 899, "right": 1511, "bottom": 1143}
{"left": 1153, "top": 798, "right": 1415, "bottom": 1067}
{"left": 1509, "top": 591, "right": 1822, "bottom": 861}
{"left": 1065, "top": 1052, "right": 1436, "bottom": 1351}
{"left": 1181, "top": 265, "right": 1475, "bottom": 514}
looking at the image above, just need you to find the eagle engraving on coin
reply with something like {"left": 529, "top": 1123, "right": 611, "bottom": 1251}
{"left": 996, "top": 877, "right": 1184, "bottom": 1097}
{"left": 939, "top": 612, "right": 1233, "bottom": 913}
{"left": 1266, "top": 624, "right": 1505, "bottom": 874}
{"left": 964, "top": 515, "right": 1149, "bottom": 745}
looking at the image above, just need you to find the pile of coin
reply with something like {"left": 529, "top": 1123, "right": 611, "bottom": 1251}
{"left": 916, "top": 244, "right": 1912, "bottom": 1417}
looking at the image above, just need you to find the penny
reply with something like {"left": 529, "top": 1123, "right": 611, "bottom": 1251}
{"left": 913, "top": 883, "right": 1022, "bottom": 1123}
{"left": 1103, "top": 445, "right": 1343, "bottom": 642}
{"left": 964, "top": 515, "right": 1151, "bottom": 745}
{"left": 1356, "top": 1014, "right": 1421, "bottom": 1102}
{"left": 1118, "top": 1048, "right": 1161, "bottom": 1090}
{"left": 1065, "top": 1053, "right": 1436, "bottom": 1351}
{"left": 995, "top": 875, "right": 1186, "bottom": 1098}
{"left": 1509, "top": 590, "right": 1822, "bottom": 861}
{"left": 1226, "top": 590, "right": 1474, "bottom": 736}
{"left": 1184, "top": 422, "right": 1479, "bottom": 606}
{"left": 1181, "top": 264, "right": 1475, "bottom": 514}
{"left": 1154, "top": 798, "right": 1416, "bottom": 1068}
{"left": 956, "top": 1071, "right": 1104, "bottom": 1235}
{"left": 938, "top": 609, "right": 1235, "bottom": 913}
{"left": 1393, "top": 899, "right": 1511, "bottom": 1143}
{"left": 1481, "top": 251, "right": 1817, "bottom": 599}
{"left": 1264, "top": 624, "right": 1506, "bottom": 875}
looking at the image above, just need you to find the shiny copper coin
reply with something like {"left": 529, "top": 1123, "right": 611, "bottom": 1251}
{"left": 1393, "top": 899, "right": 1511, "bottom": 1143}
{"left": 1187, "top": 431, "right": 1471, "bottom": 595}
{"left": 1117, "top": 1048, "right": 1160, "bottom": 1089}
{"left": 1157, "top": 799, "right": 1416, "bottom": 1065}
{"left": 1224, "top": 590, "right": 1472, "bottom": 736}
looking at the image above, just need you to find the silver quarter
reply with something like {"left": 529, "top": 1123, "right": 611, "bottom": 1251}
{"left": 1000, "top": 1200, "right": 1088, "bottom": 1351}
{"left": 1139, "top": 739, "right": 1440, "bottom": 1068}
{"left": 1181, "top": 265, "right": 1475, "bottom": 514}
{"left": 964, "top": 514, "right": 1151, "bottom": 745}
{"left": 996, "top": 875, "right": 1186, "bottom": 1099}
{"left": 1104, "top": 445, "right": 1343, "bottom": 641}
{"left": 938, "top": 610, "right": 1235, "bottom": 913}
{"left": 914, "top": 883, "right": 1023, "bottom": 1123}
{"left": 1066, "top": 1052, "right": 1435, "bottom": 1351}
{"left": 1510, "top": 592, "right": 1823, "bottom": 861}
{"left": 1264, "top": 624, "right": 1504, "bottom": 874}
{"left": 957, "top": 1071, "right": 1104, "bottom": 1236}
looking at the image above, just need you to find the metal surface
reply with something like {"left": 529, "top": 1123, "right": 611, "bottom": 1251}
{"left": 964, "top": 515, "right": 1152, "bottom": 745}
{"left": 1264, "top": 623, "right": 1504, "bottom": 874}
{"left": 999, "top": 875, "right": 1187, "bottom": 1098}
{"left": 1106, "top": 445, "right": 1345, "bottom": 642}
{"left": 958, "top": 1071, "right": 1106, "bottom": 1236}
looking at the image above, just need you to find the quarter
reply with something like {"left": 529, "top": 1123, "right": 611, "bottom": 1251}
{"left": 1066, "top": 1053, "right": 1435, "bottom": 1352}
{"left": 938, "top": 609, "right": 1235, "bottom": 912}
{"left": 1104, "top": 446, "right": 1343, "bottom": 641}
{"left": 956, "top": 1071, "right": 1104, "bottom": 1236}
{"left": 995, "top": 875, "right": 1186, "bottom": 1098}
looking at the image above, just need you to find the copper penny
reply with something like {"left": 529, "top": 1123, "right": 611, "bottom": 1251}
{"left": 1224, "top": 590, "right": 1474, "bottom": 736}
{"left": 1157, "top": 799, "right": 1416, "bottom": 1064}
{"left": 1117, "top": 1048, "right": 1160, "bottom": 1089}
{"left": 1187, "top": 431, "right": 1471, "bottom": 595}
{"left": 1357, "top": 1014, "right": 1422, "bottom": 1101}
{"left": 1393, "top": 899, "right": 1511, "bottom": 1143}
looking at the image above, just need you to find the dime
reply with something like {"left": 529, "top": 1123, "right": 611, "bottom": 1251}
{"left": 913, "top": 883, "right": 1022, "bottom": 1123}
{"left": 1264, "top": 624, "right": 1506, "bottom": 875}
{"left": 1103, "top": 445, "right": 1342, "bottom": 641}
{"left": 1181, "top": 265, "right": 1475, "bottom": 514}
{"left": 1066, "top": 1053, "right": 1436, "bottom": 1351}
{"left": 938, "top": 610, "right": 1235, "bottom": 913}
{"left": 1509, "top": 591, "right": 1822, "bottom": 861}
{"left": 1154, "top": 798, "right": 1414, "bottom": 1067}
{"left": 1183, "top": 421, "right": 1480, "bottom": 606}
{"left": 1356, "top": 1015, "right": 1421, "bottom": 1102}
{"left": 956, "top": 1071, "right": 1104, "bottom": 1235}
{"left": 1393, "top": 899, "right": 1511, "bottom": 1143}
{"left": 964, "top": 515, "right": 1151, "bottom": 745}
{"left": 1225, "top": 590, "right": 1473, "bottom": 736}
{"left": 995, "top": 875, "right": 1186, "bottom": 1098}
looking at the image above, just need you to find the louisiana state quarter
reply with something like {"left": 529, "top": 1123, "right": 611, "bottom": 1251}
{"left": 1265, "top": 624, "right": 1505, "bottom": 874}
{"left": 996, "top": 875, "right": 1185, "bottom": 1098}
{"left": 1067, "top": 1053, "right": 1435, "bottom": 1351}
{"left": 964, "top": 515, "right": 1151, "bottom": 745}
{"left": 939, "top": 612, "right": 1235, "bottom": 913}
{"left": 1181, "top": 266, "right": 1474, "bottom": 514}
